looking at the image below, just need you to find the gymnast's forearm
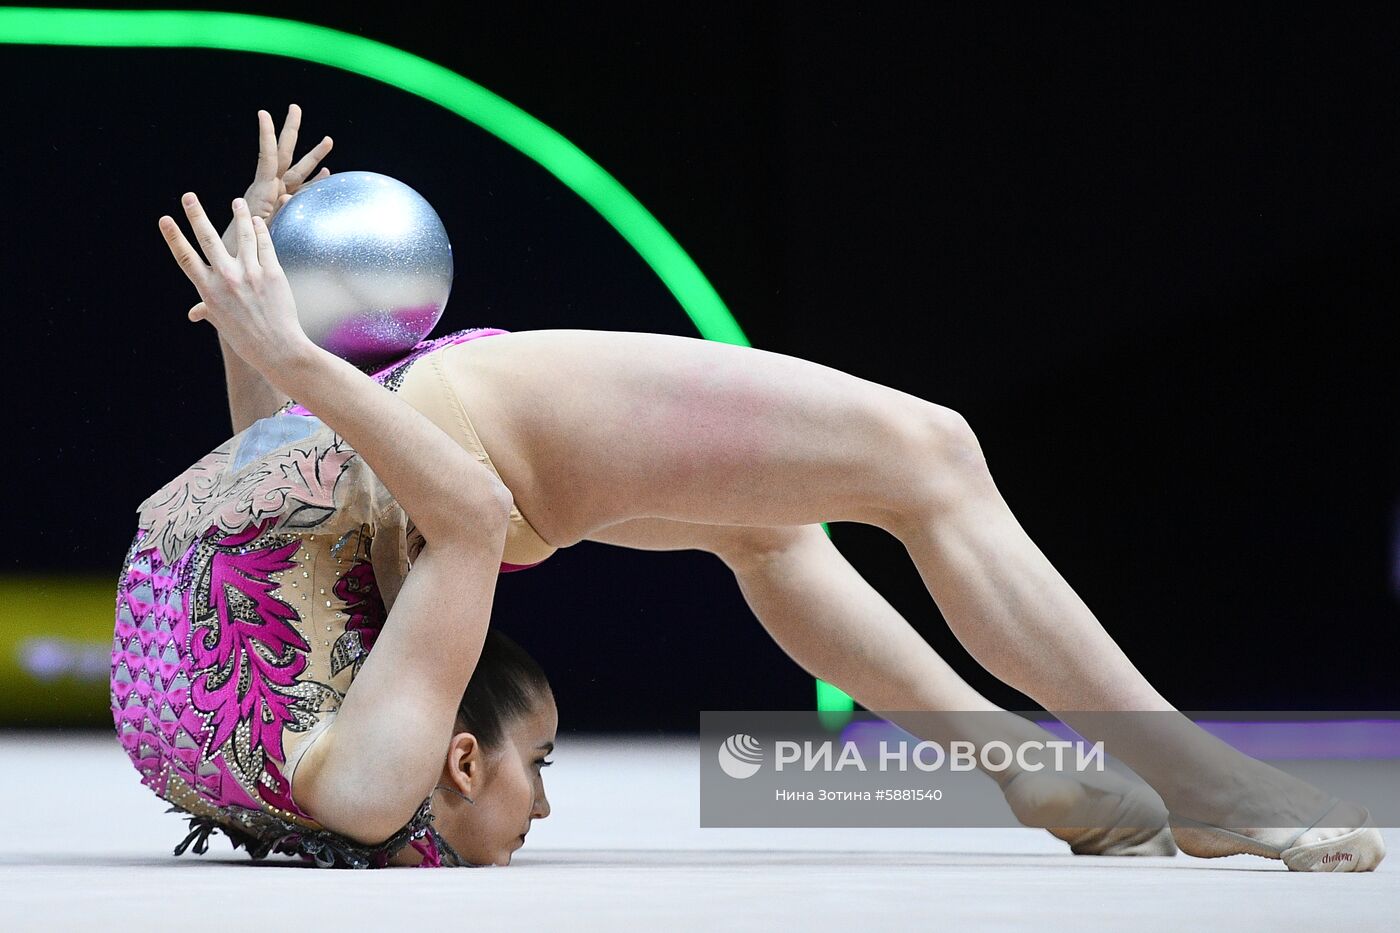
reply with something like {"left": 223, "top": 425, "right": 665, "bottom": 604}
{"left": 217, "top": 333, "right": 290, "bottom": 434}
{"left": 270, "top": 342, "right": 512, "bottom": 546}
{"left": 217, "top": 220, "right": 289, "bottom": 432}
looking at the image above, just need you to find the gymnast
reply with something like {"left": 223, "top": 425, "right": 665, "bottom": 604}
{"left": 113, "top": 104, "right": 1383, "bottom": 870}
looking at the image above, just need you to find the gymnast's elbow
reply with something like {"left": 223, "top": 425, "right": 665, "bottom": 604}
{"left": 419, "top": 473, "right": 515, "bottom": 550}
{"left": 291, "top": 728, "right": 433, "bottom": 848}
{"left": 336, "top": 804, "right": 419, "bottom": 850}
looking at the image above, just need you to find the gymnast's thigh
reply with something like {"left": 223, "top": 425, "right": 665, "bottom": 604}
{"left": 393, "top": 348, "right": 558, "bottom": 566}
{"left": 434, "top": 329, "right": 936, "bottom": 544}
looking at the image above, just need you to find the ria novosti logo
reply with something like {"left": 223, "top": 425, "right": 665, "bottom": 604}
{"left": 716, "top": 733, "right": 1107, "bottom": 779}
{"left": 718, "top": 733, "right": 764, "bottom": 779}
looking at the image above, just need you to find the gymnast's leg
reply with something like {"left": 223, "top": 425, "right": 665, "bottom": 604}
{"left": 444, "top": 329, "right": 1379, "bottom": 866}
{"left": 587, "top": 517, "right": 1176, "bottom": 855}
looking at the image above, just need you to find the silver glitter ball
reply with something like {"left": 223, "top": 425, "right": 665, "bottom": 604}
{"left": 268, "top": 171, "right": 453, "bottom": 368}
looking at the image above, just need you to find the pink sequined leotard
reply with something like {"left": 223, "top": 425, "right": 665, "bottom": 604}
{"left": 110, "top": 327, "right": 543, "bottom": 868}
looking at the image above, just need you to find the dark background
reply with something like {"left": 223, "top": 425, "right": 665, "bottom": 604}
{"left": 4, "top": 3, "right": 1397, "bottom": 728}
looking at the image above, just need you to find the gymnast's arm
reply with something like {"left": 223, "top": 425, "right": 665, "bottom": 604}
{"left": 216, "top": 219, "right": 289, "bottom": 433}
{"left": 161, "top": 194, "right": 514, "bottom": 841}
{"left": 212, "top": 104, "right": 335, "bottom": 433}
{"left": 274, "top": 344, "right": 515, "bottom": 843}
{"left": 298, "top": 529, "right": 511, "bottom": 844}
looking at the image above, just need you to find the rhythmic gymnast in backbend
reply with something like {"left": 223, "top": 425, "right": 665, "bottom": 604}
{"left": 112, "top": 104, "right": 1382, "bottom": 870}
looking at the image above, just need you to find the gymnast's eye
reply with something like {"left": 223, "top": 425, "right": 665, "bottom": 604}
{"left": 536, "top": 758, "right": 553, "bottom": 768}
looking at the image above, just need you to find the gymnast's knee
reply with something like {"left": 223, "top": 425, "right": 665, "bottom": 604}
{"left": 911, "top": 403, "right": 987, "bottom": 471}
{"left": 716, "top": 524, "right": 829, "bottom": 575}
{"left": 886, "top": 404, "right": 997, "bottom": 526}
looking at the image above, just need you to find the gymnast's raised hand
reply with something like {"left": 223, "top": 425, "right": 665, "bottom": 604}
{"left": 158, "top": 193, "right": 307, "bottom": 374}
{"left": 177, "top": 104, "right": 334, "bottom": 432}
{"left": 158, "top": 109, "right": 330, "bottom": 376}
{"left": 243, "top": 103, "right": 332, "bottom": 225}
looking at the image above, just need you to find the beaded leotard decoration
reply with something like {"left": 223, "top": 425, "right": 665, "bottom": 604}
{"left": 110, "top": 328, "right": 508, "bottom": 868}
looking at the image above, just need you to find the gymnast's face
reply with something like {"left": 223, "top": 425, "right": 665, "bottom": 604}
{"left": 395, "top": 691, "right": 557, "bottom": 867}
